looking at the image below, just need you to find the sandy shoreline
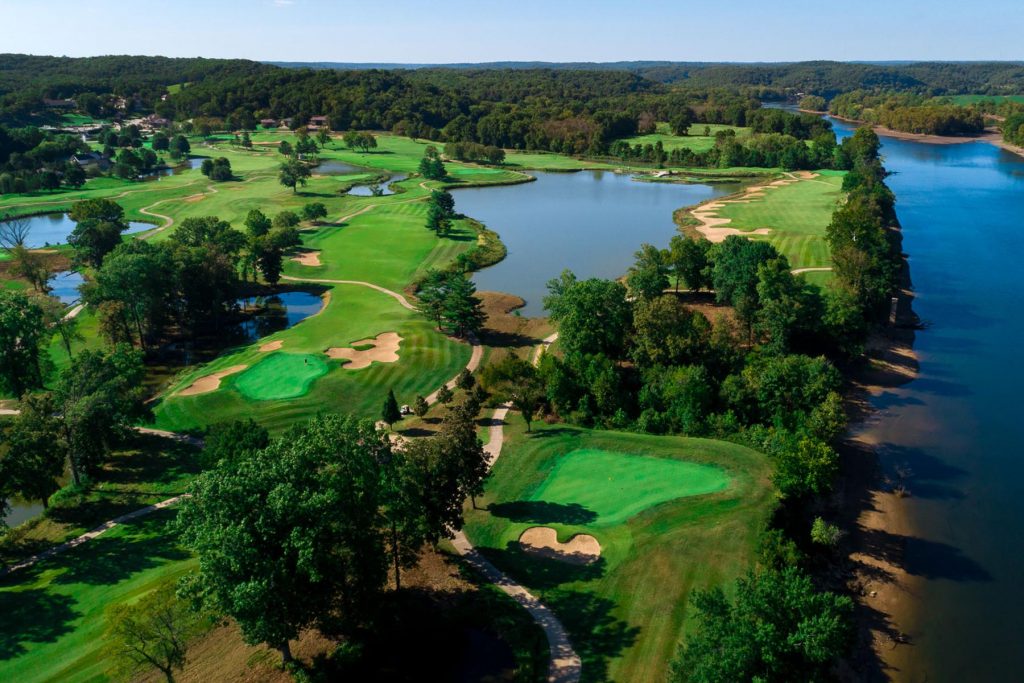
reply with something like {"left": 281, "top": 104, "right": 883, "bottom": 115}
{"left": 829, "top": 114, "right": 1024, "bottom": 160}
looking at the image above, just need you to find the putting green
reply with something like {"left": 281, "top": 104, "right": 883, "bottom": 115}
{"left": 529, "top": 449, "right": 729, "bottom": 526}
{"left": 233, "top": 352, "right": 329, "bottom": 400}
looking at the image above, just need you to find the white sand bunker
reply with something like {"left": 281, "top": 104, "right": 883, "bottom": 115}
{"left": 690, "top": 173, "right": 816, "bottom": 243}
{"left": 325, "top": 332, "right": 402, "bottom": 370}
{"left": 291, "top": 250, "right": 321, "bottom": 266}
{"left": 518, "top": 527, "right": 601, "bottom": 565}
{"left": 258, "top": 340, "right": 283, "bottom": 352}
{"left": 177, "top": 364, "right": 248, "bottom": 396}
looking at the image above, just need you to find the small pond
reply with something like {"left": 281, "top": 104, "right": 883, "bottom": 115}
{"left": 315, "top": 160, "right": 407, "bottom": 196}
{"left": 234, "top": 291, "right": 324, "bottom": 341}
{"left": 48, "top": 270, "right": 85, "bottom": 305}
{"left": 15, "top": 213, "right": 154, "bottom": 248}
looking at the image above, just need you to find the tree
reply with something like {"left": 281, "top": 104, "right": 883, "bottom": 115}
{"left": 87, "top": 240, "right": 176, "bottom": 348}
{"left": 102, "top": 583, "right": 204, "bottom": 683}
{"left": 316, "top": 128, "right": 331, "bottom": 147}
{"left": 301, "top": 202, "right": 327, "bottom": 223}
{"left": 240, "top": 131, "right": 252, "bottom": 148}
{"left": 244, "top": 208, "right": 272, "bottom": 238}
{"left": 441, "top": 274, "right": 487, "bottom": 338}
{"left": 755, "top": 257, "right": 823, "bottom": 353}
{"left": 544, "top": 270, "right": 631, "bottom": 358}
{"left": 418, "top": 145, "right": 446, "bottom": 180}
{"left": 168, "top": 135, "right": 190, "bottom": 161}
{"left": 202, "top": 419, "right": 269, "bottom": 469}
{"left": 278, "top": 156, "right": 311, "bottom": 194}
{"left": 8, "top": 245, "right": 49, "bottom": 292}
{"left": 668, "top": 235, "right": 711, "bottom": 292}
{"left": 0, "top": 393, "right": 65, "bottom": 508}
{"left": 436, "top": 385, "right": 454, "bottom": 405}
{"left": 40, "top": 296, "right": 82, "bottom": 358}
{"left": 63, "top": 162, "right": 86, "bottom": 189}
{"left": 278, "top": 140, "right": 293, "bottom": 156}
{"left": 440, "top": 400, "right": 489, "bottom": 509}
{"left": 413, "top": 395, "right": 429, "bottom": 417}
{"left": 416, "top": 269, "right": 448, "bottom": 329}
{"left": 670, "top": 108, "right": 696, "bottom": 136}
{"left": 176, "top": 415, "right": 390, "bottom": 663}
{"left": 455, "top": 368, "right": 475, "bottom": 391}
{"left": 200, "top": 157, "right": 232, "bottom": 181}
{"left": 151, "top": 131, "right": 169, "bottom": 152}
{"left": 382, "top": 389, "right": 402, "bottom": 428}
{"left": 272, "top": 210, "right": 301, "bottom": 229}
{"left": 68, "top": 198, "right": 129, "bottom": 267}
{"left": 671, "top": 567, "right": 853, "bottom": 683}
{"left": 810, "top": 517, "right": 843, "bottom": 547}
{"left": 631, "top": 295, "right": 712, "bottom": 368}
{"left": 425, "top": 201, "right": 452, "bottom": 236}
{"left": 0, "top": 214, "right": 31, "bottom": 252}
{"left": 52, "top": 345, "right": 149, "bottom": 484}
{"left": 0, "top": 291, "right": 48, "bottom": 397}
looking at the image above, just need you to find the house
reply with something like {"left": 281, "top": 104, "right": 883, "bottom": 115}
{"left": 71, "top": 152, "right": 110, "bottom": 171}
{"left": 308, "top": 115, "right": 329, "bottom": 130}
{"left": 281, "top": 117, "right": 294, "bottom": 129}
{"left": 42, "top": 98, "right": 76, "bottom": 109}
{"left": 260, "top": 118, "right": 279, "bottom": 128}
{"left": 144, "top": 114, "right": 170, "bottom": 128}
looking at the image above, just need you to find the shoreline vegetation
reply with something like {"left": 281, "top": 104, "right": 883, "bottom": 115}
{"left": 827, "top": 112, "right": 1024, "bottom": 159}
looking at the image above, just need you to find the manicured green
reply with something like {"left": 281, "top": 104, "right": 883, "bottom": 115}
{"left": 463, "top": 423, "right": 773, "bottom": 682}
{"left": 946, "top": 94, "right": 1024, "bottom": 106}
{"left": 233, "top": 352, "right": 328, "bottom": 400}
{"left": 711, "top": 171, "right": 845, "bottom": 272}
{"left": 529, "top": 449, "right": 729, "bottom": 526}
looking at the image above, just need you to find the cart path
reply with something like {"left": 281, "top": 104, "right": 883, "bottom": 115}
{"left": 278, "top": 275, "right": 415, "bottom": 310}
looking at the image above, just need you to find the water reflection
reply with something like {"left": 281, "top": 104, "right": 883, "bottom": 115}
{"left": 233, "top": 290, "right": 323, "bottom": 341}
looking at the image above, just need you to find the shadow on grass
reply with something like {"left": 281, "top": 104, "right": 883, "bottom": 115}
{"left": 0, "top": 588, "right": 79, "bottom": 660}
{"left": 545, "top": 589, "right": 640, "bottom": 683}
{"left": 478, "top": 329, "right": 542, "bottom": 349}
{"left": 489, "top": 500, "right": 598, "bottom": 526}
{"left": 479, "top": 542, "right": 606, "bottom": 591}
{"left": 51, "top": 511, "right": 188, "bottom": 586}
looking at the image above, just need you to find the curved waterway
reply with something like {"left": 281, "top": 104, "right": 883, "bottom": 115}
{"left": 828, "top": 116, "right": 1024, "bottom": 680}
{"left": 453, "top": 170, "right": 738, "bottom": 315}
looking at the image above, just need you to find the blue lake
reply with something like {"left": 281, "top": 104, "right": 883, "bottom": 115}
{"left": 18, "top": 213, "right": 154, "bottom": 248}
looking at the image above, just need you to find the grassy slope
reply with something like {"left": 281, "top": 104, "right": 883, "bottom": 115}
{"left": 463, "top": 422, "right": 773, "bottom": 682}
{"left": 620, "top": 122, "right": 752, "bottom": 154}
{"left": 713, "top": 171, "right": 845, "bottom": 272}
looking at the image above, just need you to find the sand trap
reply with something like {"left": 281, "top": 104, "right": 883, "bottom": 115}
{"left": 519, "top": 527, "right": 601, "bottom": 565}
{"left": 291, "top": 250, "right": 321, "bottom": 267}
{"left": 325, "top": 332, "right": 402, "bottom": 370}
{"left": 689, "top": 178, "right": 803, "bottom": 242}
{"left": 177, "top": 365, "right": 248, "bottom": 396}
{"left": 258, "top": 340, "right": 283, "bottom": 352}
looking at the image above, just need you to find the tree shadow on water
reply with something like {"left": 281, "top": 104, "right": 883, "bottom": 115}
{"left": 489, "top": 500, "right": 598, "bottom": 526}
{"left": 0, "top": 588, "right": 79, "bottom": 659}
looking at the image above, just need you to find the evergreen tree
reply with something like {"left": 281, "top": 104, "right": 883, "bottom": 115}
{"left": 382, "top": 389, "right": 401, "bottom": 428}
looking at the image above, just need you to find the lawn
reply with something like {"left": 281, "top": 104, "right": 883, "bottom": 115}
{"left": 462, "top": 422, "right": 773, "bottom": 682}
{"left": 945, "top": 94, "right": 1024, "bottom": 106}
{"left": 0, "top": 509, "right": 196, "bottom": 683}
{"left": 152, "top": 284, "right": 472, "bottom": 434}
{"left": 619, "top": 122, "right": 752, "bottom": 154}
{"left": 234, "top": 352, "right": 329, "bottom": 400}
{"left": 708, "top": 170, "right": 845, "bottom": 272}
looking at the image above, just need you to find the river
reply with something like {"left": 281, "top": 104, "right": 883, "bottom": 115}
{"left": 453, "top": 170, "right": 738, "bottom": 315}
{"left": 828, "top": 115, "right": 1024, "bottom": 681}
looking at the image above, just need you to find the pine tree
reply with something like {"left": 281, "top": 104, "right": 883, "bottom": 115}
{"left": 382, "top": 389, "right": 401, "bottom": 428}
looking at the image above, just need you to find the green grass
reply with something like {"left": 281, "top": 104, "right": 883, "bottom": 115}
{"left": 0, "top": 509, "right": 195, "bottom": 683}
{"left": 619, "top": 122, "right": 752, "bottom": 154}
{"left": 463, "top": 423, "right": 773, "bottom": 682}
{"left": 234, "top": 352, "right": 329, "bottom": 400}
{"left": 945, "top": 94, "right": 1024, "bottom": 106}
{"left": 529, "top": 449, "right": 729, "bottom": 527}
{"left": 710, "top": 170, "right": 845, "bottom": 272}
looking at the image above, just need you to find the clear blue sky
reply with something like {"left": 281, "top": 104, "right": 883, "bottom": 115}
{"left": 2, "top": 0, "right": 1022, "bottom": 63}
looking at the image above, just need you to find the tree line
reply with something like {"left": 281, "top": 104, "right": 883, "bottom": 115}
{"left": 829, "top": 90, "right": 986, "bottom": 136}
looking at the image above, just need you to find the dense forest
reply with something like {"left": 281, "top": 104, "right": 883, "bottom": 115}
{"left": 829, "top": 91, "right": 987, "bottom": 136}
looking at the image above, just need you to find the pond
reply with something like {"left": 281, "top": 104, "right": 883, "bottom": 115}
{"left": 47, "top": 270, "right": 84, "bottom": 305}
{"left": 315, "top": 160, "right": 408, "bottom": 196}
{"left": 452, "top": 170, "right": 738, "bottom": 315}
{"left": 16, "top": 213, "right": 154, "bottom": 248}
{"left": 234, "top": 290, "right": 324, "bottom": 341}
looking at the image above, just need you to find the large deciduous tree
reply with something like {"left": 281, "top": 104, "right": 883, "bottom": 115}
{"left": 0, "top": 290, "right": 48, "bottom": 397}
{"left": 68, "top": 198, "right": 130, "bottom": 268}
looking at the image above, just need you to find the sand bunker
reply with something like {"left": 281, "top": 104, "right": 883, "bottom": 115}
{"left": 177, "top": 364, "right": 248, "bottom": 396}
{"left": 689, "top": 174, "right": 813, "bottom": 242}
{"left": 325, "top": 332, "right": 402, "bottom": 370}
{"left": 291, "top": 250, "right": 321, "bottom": 266}
{"left": 519, "top": 527, "right": 601, "bottom": 565}
{"left": 258, "top": 340, "right": 283, "bottom": 352}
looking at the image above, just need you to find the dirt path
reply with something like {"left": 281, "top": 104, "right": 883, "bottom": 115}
{"left": 791, "top": 266, "right": 833, "bottom": 275}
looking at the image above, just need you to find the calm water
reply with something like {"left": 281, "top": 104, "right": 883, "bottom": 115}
{"left": 453, "top": 171, "right": 737, "bottom": 315}
{"left": 234, "top": 291, "right": 323, "bottom": 341}
{"left": 47, "top": 270, "right": 84, "bottom": 305}
{"left": 829, "top": 116, "right": 1024, "bottom": 680}
{"left": 316, "top": 160, "right": 408, "bottom": 195}
{"left": 17, "top": 214, "right": 153, "bottom": 248}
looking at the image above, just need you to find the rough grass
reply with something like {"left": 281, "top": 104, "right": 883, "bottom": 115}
{"left": 620, "top": 122, "right": 752, "bottom": 154}
{"left": 530, "top": 449, "right": 729, "bottom": 527}
{"left": 463, "top": 422, "right": 773, "bottom": 682}
{"left": 711, "top": 171, "right": 845, "bottom": 272}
